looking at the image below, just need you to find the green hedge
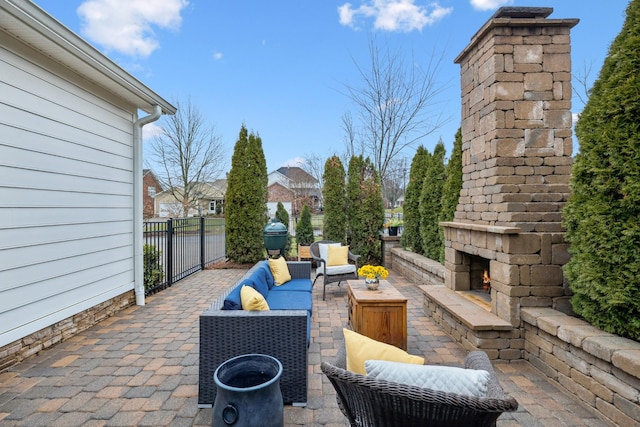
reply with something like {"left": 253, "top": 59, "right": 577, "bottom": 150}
{"left": 563, "top": 0, "right": 640, "bottom": 341}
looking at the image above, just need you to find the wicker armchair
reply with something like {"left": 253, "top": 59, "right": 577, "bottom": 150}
{"left": 321, "top": 343, "right": 518, "bottom": 427}
{"left": 310, "top": 240, "right": 360, "bottom": 300}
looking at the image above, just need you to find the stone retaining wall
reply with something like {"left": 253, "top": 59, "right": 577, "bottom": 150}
{"left": 522, "top": 307, "right": 640, "bottom": 426}
{"left": 389, "top": 246, "right": 444, "bottom": 286}
{"left": 0, "top": 291, "right": 135, "bottom": 372}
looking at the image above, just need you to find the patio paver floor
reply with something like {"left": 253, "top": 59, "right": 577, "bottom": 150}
{"left": 0, "top": 267, "right": 616, "bottom": 426}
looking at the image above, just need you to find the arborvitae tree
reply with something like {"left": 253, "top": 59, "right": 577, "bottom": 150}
{"left": 419, "top": 141, "right": 446, "bottom": 260}
{"left": 275, "top": 201, "right": 292, "bottom": 258}
{"left": 322, "top": 155, "right": 347, "bottom": 243}
{"left": 563, "top": 0, "right": 640, "bottom": 341}
{"left": 438, "top": 128, "right": 463, "bottom": 262}
{"left": 225, "top": 125, "right": 268, "bottom": 263}
{"left": 347, "top": 155, "right": 385, "bottom": 265}
{"left": 346, "top": 155, "right": 365, "bottom": 245}
{"left": 295, "top": 205, "right": 314, "bottom": 246}
{"left": 401, "top": 146, "right": 430, "bottom": 253}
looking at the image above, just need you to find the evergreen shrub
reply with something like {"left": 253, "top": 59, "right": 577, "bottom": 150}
{"left": 563, "top": 0, "right": 640, "bottom": 341}
{"left": 322, "top": 155, "right": 347, "bottom": 243}
{"left": 295, "top": 205, "right": 314, "bottom": 246}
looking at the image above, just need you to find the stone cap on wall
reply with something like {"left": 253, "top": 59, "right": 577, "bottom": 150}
{"left": 491, "top": 7, "right": 552, "bottom": 19}
{"left": 455, "top": 7, "right": 579, "bottom": 64}
{"left": 521, "top": 307, "right": 640, "bottom": 380}
{"left": 440, "top": 221, "right": 521, "bottom": 235}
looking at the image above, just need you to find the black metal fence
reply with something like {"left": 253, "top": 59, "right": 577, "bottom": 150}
{"left": 143, "top": 217, "right": 225, "bottom": 295}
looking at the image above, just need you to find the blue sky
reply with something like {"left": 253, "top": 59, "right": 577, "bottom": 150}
{"left": 32, "top": 0, "right": 628, "bottom": 175}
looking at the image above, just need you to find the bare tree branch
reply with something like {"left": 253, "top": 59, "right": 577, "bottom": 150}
{"left": 573, "top": 60, "right": 594, "bottom": 106}
{"left": 149, "top": 97, "right": 225, "bottom": 216}
{"left": 343, "top": 38, "right": 449, "bottom": 181}
{"left": 302, "top": 152, "right": 325, "bottom": 209}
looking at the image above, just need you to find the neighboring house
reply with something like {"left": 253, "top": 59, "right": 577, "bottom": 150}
{"left": 154, "top": 179, "right": 227, "bottom": 218}
{"left": 0, "top": 0, "right": 175, "bottom": 368}
{"left": 267, "top": 182, "right": 294, "bottom": 220}
{"left": 268, "top": 166, "right": 319, "bottom": 217}
{"left": 143, "top": 169, "right": 163, "bottom": 218}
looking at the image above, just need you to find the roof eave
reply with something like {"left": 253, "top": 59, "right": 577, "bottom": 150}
{"left": 0, "top": 0, "right": 176, "bottom": 115}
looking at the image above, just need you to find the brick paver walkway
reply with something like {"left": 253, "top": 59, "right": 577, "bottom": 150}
{"left": 0, "top": 268, "right": 615, "bottom": 426}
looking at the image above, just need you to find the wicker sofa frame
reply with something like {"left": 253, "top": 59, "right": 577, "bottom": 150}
{"left": 310, "top": 240, "right": 360, "bottom": 300}
{"left": 321, "top": 343, "right": 518, "bottom": 426}
{"left": 198, "top": 261, "right": 311, "bottom": 407}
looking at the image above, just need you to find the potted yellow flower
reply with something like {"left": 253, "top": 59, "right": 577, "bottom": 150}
{"left": 357, "top": 265, "right": 389, "bottom": 290}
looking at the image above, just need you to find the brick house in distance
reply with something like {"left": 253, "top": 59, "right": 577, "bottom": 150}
{"left": 143, "top": 169, "right": 163, "bottom": 218}
{"left": 267, "top": 167, "right": 318, "bottom": 222}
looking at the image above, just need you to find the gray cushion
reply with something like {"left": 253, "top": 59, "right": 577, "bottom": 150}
{"left": 365, "top": 359, "right": 490, "bottom": 397}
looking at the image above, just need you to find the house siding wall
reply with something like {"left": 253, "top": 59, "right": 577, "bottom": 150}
{"left": 0, "top": 43, "right": 136, "bottom": 347}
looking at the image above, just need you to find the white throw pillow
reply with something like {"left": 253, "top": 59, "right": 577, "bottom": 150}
{"left": 365, "top": 359, "right": 490, "bottom": 398}
{"left": 318, "top": 243, "right": 340, "bottom": 275}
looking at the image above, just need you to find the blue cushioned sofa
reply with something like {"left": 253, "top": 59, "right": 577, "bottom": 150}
{"left": 198, "top": 260, "right": 313, "bottom": 407}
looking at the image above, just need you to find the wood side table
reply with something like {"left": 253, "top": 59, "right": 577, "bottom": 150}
{"left": 347, "top": 280, "right": 408, "bottom": 350}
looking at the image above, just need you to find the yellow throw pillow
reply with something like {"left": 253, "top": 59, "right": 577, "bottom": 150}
{"left": 343, "top": 328, "right": 424, "bottom": 375}
{"left": 268, "top": 256, "right": 291, "bottom": 285}
{"left": 240, "top": 285, "right": 270, "bottom": 311}
{"left": 327, "top": 245, "right": 349, "bottom": 266}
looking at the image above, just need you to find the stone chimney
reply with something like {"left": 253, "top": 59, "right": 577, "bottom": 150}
{"left": 441, "top": 7, "right": 579, "bottom": 326}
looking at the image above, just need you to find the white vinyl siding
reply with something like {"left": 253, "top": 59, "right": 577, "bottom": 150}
{"left": 0, "top": 45, "right": 136, "bottom": 346}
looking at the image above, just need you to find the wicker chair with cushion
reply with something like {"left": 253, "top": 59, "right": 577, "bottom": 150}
{"left": 321, "top": 342, "right": 518, "bottom": 427}
{"left": 310, "top": 240, "right": 360, "bottom": 300}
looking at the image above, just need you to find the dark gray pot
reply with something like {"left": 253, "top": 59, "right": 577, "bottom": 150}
{"left": 212, "top": 354, "right": 283, "bottom": 426}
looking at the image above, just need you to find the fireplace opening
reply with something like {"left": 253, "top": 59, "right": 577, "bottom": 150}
{"left": 456, "top": 253, "right": 491, "bottom": 310}
{"left": 469, "top": 254, "right": 491, "bottom": 294}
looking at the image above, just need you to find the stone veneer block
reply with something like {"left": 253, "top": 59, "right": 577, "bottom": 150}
{"left": 537, "top": 313, "right": 585, "bottom": 335}
{"left": 583, "top": 336, "right": 640, "bottom": 363}
{"left": 611, "top": 350, "right": 640, "bottom": 377}
{"left": 520, "top": 307, "right": 559, "bottom": 325}
{"left": 557, "top": 324, "right": 613, "bottom": 348}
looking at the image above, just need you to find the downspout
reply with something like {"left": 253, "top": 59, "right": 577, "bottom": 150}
{"left": 133, "top": 105, "right": 162, "bottom": 305}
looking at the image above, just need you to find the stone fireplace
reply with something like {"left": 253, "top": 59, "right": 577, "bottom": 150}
{"left": 440, "top": 7, "right": 578, "bottom": 327}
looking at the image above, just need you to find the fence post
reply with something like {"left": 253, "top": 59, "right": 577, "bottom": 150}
{"left": 200, "top": 216, "right": 206, "bottom": 270}
{"left": 167, "top": 218, "right": 174, "bottom": 286}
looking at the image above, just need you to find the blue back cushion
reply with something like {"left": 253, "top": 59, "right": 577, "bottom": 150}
{"left": 222, "top": 284, "right": 243, "bottom": 310}
{"left": 247, "top": 268, "right": 270, "bottom": 299}
{"left": 260, "top": 260, "right": 276, "bottom": 289}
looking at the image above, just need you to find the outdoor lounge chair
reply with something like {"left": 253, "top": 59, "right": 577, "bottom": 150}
{"left": 321, "top": 343, "right": 518, "bottom": 427}
{"left": 310, "top": 240, "right": 360, "bottom": 300}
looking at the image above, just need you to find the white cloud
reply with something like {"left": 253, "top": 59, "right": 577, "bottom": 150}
{"left": 572, "top": 112, "right": 580, "bottom": 125}
{"left": 470, "top": 0, "right": 512, "bottom": 11}
{"left": 142, "top": 122, "right": 163, "bottom": 141}
{"left": 338, "top": 0, "right": 452, "bottom": 32}
{"left": 77, "top": 0, "right": 189, "bottom": 57}
{"left": 283, "top": 157, "right": 305, "bottom": 167}
{"left": 213, "top": 51, "right": 223, "bottom": 61}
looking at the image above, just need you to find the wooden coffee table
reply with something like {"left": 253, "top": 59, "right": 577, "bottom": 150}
{"left": 347, "top": 280, "right": 408, "bottom": 350}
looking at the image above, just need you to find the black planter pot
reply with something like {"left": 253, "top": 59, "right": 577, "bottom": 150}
{"left": 212, "top": 354, "right": 283, "bottom": 426}
{"left": 388, "top": 226, "right": 399, "bottom": 236}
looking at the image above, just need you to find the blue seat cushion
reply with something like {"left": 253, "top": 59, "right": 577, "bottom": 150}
{"left": 222, "top": 284, "right": 243, "bottom": 310}
{"left": 268, "top": 278, "right": 313, "bottom": 293}
{"left": 265, "top": 290, "right": 312, "bottom": 313}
